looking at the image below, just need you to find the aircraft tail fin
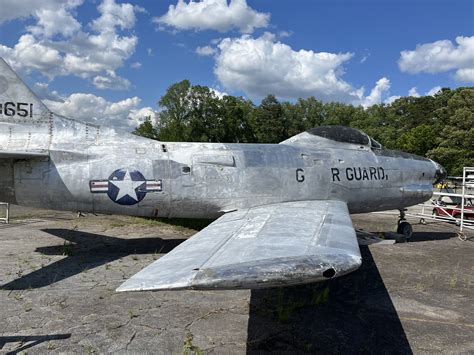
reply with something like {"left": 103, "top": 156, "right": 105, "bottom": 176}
{"left": 0, "top": 58, "right": 51, "bottom": 125}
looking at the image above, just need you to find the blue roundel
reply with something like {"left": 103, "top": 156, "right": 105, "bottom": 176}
{"left": 107, "top": 169, "right": 147, "bottom": 205}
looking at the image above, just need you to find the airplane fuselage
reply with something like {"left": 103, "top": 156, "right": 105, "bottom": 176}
{"left": 0, "top": 116, "right": 438, "bottom": 218}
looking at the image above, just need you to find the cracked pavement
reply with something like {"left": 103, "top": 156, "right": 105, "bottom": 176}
{"left": 0, "top": 205, "right": 473, "bottom": 354}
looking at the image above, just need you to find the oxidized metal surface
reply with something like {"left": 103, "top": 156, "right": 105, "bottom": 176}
{"left": 0, "top": 58, "right": 444, "bottom": 290}
{"left": 116, "top": 200, "right": 361, "bottom": 291}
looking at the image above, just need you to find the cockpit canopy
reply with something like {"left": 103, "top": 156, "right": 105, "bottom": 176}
{"left": 307, "top": 126, "right": 382, "bottom": 149}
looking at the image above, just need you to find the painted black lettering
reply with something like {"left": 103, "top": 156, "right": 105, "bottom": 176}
{"left": 30, "top": 103, "right": 33, "bottom": 117}
{"left": 362, "top": 168, "right": 369, "bottom": 180}
{"left": 377, "top": 167, "right": 386, "bottom": 180}
{"left": 346, "top": 167, "right": 354, "bottom": 181}
{"left": 17, "top": 102, "right": 28, "bottom": 117}
{"left": 354, "top": 167, "right": 362, "bottom": 180}
{"left": 369, "top": 167, "right": 377, "bottom": 180}
{"left": 0, "top": 103, "right": 2, "bottom": 115}
{"left": 331, "top": 168, "right": 340, "bottom": 182}
{"left": 296, "top": 168, "right": 305, "bottom": 182}
{"left": 4, "top": 102, "right": 15, "bottom": 116}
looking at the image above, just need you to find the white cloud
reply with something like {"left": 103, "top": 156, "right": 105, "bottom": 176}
{"left": 454, "top": 68, "right": 474, "bottom": 82}
{"left": 214, "top": 33, "right": 380, "bottom": 103}
{"left": 0, "top": 34, "right": 63, "bottom": 77}
{"left": 385, "top": 95, "right": 401, "bottom": 104}
{"left": 408, "top": 87, "right": 420, "bottom": 97}
{"left": 92, "top": 70, "right": 131, "bottom": 90}
{"left": 210, "top": 88, "right": 228, "bottom": 98}
{"left": 0, "top": 0, "right": 82, "bottom": 24}
{"left": 130, "top": 62, "right": 142, "bottom": 69}
{"left": 360, "top": 78, "right": 391, "bottom": 108}
{"left": 154, "top": 0, "right": 270, "bottom": 34}
{"left": 196, "top": 45, "right": 217, "bottom": 56}
{"left": 44, "top": 93, "right": 154, "bottom": 131}
{"left": 384, "top": 85, "right": 443, "bottom": 105}
{"left": 33, "top": 82, "right": 64, "bottom": 102}
{"left": 27, "top": 3, "right": 83, "bottom": 38}
{"left": 0, "top": 0, "right": 139, "bottom": 89}
{"left": 426, "top": 86, "right": 441, "bottom": 96}
{"left": 91, "top": 0, "right": 136, "bottom": 33}
{"left": 128, "top": 107, "right": 159, "bottom": 127}
{"left": 278, "top": 30, "right": 292, "bottom": 38}
{"left": 399, "top": 36, "right": 474, "bottom": 82}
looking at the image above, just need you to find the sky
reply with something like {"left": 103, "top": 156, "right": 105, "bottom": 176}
{"left": 0, "top": 0, "right": 473, "bottom": 131}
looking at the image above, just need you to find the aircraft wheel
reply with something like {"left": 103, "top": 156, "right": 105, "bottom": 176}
{"left": 397, "top": 221, "right": 413, "bottom": 239}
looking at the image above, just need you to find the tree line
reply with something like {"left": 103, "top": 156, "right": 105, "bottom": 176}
{"left": 133, "top": 79, "right": 473, "bottom": 175}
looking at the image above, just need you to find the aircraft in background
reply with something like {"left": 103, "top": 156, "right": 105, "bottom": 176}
{"left": 0, "top": 58, "right": 446, "bottom": 291}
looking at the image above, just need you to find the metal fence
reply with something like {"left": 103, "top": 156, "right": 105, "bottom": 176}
{"left": 411, "top": 167, "right": 474, "bottom": 240}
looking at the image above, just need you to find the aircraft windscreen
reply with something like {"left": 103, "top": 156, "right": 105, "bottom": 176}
{"left": 370, "top": 138, "right": 383, "bottom": 149}
{"left": 307, "top": 126, "right": 370, "bottom": 146}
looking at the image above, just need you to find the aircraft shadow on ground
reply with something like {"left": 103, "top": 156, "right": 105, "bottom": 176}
{"left": 409, "top": 231, "right": 457, "bottom": 242}
{"left": 246, "top": 246, "right": 413, "bottom": 354}
{"left": 0, "top": 334, "right": 71, "bottom": 354}
{"left": 1, "top": 229, "right": 186, "bottom": 290}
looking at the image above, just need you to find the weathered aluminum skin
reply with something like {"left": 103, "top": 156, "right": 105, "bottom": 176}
{"left": 117, "top": 200, "right": 361, "bottom": 291}
{"left": 0, "top": 58, "right": 444, "bottom": 290}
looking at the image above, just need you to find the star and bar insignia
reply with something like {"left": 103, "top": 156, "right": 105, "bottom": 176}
{"left": 90, "top": 168, "right": 162, "bottom": 206}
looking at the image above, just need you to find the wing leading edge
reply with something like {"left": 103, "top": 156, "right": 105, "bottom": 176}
{"left": 117, "top": 200, "right": 362, "bottom": 291}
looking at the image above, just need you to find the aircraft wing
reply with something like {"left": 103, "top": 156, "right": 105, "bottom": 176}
{"left": 117, "top": 200, "right": 362, "bottom": 291}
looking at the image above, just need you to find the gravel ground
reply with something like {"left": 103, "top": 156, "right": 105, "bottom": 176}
{"left": 0, "top": 205, "right": 473, "bottom": 354}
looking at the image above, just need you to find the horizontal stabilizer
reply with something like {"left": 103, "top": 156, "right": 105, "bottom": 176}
{"left": 0, "top": 150, "right": 49, "bottom": 159}
{"left": 117, "top": 200, "right": 361, "bottom": 291}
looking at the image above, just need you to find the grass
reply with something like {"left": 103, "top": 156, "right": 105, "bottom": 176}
{"left": 107, "top": 215, "right": 214, "bottom": 233}
{"left": 182, "top": 333, "right": 203, "bottom": 355}
{"left": 312, "top": 285, "right": 330, "bottom": 305}
{"left": 62, "top": 241, "right": 74, "bottom": 256}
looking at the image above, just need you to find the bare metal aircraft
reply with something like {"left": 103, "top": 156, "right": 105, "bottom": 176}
{"left": 0, "top": 59, "right": 446, "bottom": 291}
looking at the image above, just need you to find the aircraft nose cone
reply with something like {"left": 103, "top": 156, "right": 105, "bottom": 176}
{"left": 431, "top": 160, "right": 447, "bottom": 184}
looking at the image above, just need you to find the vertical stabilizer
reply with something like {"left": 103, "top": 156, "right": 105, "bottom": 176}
{"left": 0, "top": 58, "right": 52, "bottom": 153}
{"left": 0, "top": 58, "right": 51, "bottom": 124}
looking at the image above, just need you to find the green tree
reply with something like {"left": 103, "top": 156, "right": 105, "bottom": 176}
{"left": 157, "top": 80, "right": 192, "bottom": 141}
{"left": 252, "top": 95, "right": 286, "bottom": 143}
{"left": 133, "top": 116, "right": 159, "bottom": 140}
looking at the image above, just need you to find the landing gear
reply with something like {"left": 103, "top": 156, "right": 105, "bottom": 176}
{"left": 397, "top": 209, "right": 413, "bottom": 239}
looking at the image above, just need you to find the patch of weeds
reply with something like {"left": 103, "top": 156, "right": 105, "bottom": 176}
{"left": 449, "top": 274, "right": 458, "bottom": 288}
{"left": 275, "top": 288, "right": 305, "bottom": 323}
{"left": 183, "top": 333, "right": 203, "bottom": 355}
{"left": 128, "top": 309, "right": 139, "bottom": 319}
{"left": 83, "top": 344, "right": 96, "bottom": 354}
{"left": 47, "top": 341, "right": 58, "bottom": 350}
{"left": 62, "top": 241, "right": 74, "bottom": 256}
{"left": 110, "top": 221, "right": 127, "bottom": 228}
{"left": 312, "top": 285, "right": 330, "bottom": 305}
{"left": 24, "top": 306, "right": 32, "bottom": 312}
{"left": 128, "top": 216, "right": 213, "bottom": 232}
{"left": 13, "top": 292, "right": 23, "bottom": 301}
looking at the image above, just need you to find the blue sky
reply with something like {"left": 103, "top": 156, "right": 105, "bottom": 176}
{"left": 0, "top": 0, "right": 472, "bottom": 130}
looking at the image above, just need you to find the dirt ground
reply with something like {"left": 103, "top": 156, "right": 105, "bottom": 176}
{"left": 0, "top": 205, "right": 473, "bottom": 354}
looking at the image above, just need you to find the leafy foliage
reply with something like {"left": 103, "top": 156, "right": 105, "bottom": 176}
{"left": 134, "top": 83, "right": 474, "bottom": 175}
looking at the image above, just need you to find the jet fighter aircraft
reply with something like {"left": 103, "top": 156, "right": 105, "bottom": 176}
{"left": 0, "top": 59, "right": 446, "bottom": 291}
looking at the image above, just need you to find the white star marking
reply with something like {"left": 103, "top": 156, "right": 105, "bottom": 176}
{"left": 109, "top": 169, "right": 145, "bottom": 202}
